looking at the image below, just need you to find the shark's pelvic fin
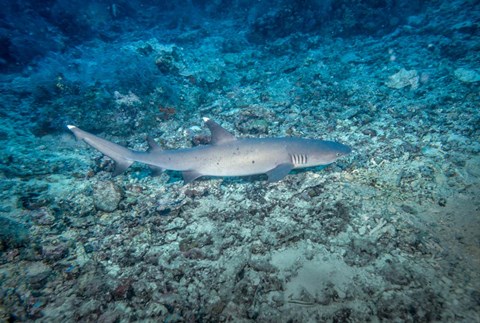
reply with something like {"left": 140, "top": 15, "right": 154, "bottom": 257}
{"left": 182, "top": 170, "right": 203, "bottom": 183}
{"left": 203, "top": 117, "right": 236, "bottom": 145}
{"left": 112, "top": 158, "right": 134, "bottom": 176}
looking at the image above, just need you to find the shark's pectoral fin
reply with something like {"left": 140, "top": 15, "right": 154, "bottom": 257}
{"left": 266, "top": 163, "right": 294, "bottom": 182}
{"left": 182, "top": 170, "right": 203, "bottom": 184}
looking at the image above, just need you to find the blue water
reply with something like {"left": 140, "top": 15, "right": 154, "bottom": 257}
{"left": 1, "top": 1, "right": 479, "bottom": 321}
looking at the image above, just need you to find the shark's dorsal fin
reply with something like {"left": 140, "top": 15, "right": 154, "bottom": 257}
{"left": 147, "top": 136, "right": 162, "bottom": 153}
{"left": 203, "top": 117, "right": 236, "bottom": 145}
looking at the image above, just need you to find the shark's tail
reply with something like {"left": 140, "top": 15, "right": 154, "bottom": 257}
{"left": 68, "top": 125, "right": 135, "bottom": 176}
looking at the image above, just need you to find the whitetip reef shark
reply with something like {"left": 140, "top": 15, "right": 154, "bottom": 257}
{"left": 68, "top": 118, "right": 351, "bottom": 183}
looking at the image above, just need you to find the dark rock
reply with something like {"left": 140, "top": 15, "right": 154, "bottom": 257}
{"left": 332, "top": 308, "right": 352, "bottom": 323}
{"left": 0, "top": 216, "right": 30, "bottom": 250}
{"left": 111, "top": 279, "right": 135, "bottom": 301}
{"left": 183, "top": 248, "right": 206, "bottom": 260}
{"left": 248, "top": 259, "right": 276, "bottom": 273}
{"left": 316, "top": 202, "right": 350, "bottom": 236}
{"left": 438, "top": 197, "right": 447, "bottom": 207}
{"left": 471, "top": 290, "right": 480, "bottom": 306}
{"left": 42, "top": 242, "right": 70, "bottom": 261}
{"left": 317, "top": 282, "right": 338, "bottom": 305}
{"left": 76, "top": 299, "right": 102, "bottom": 321}
{"left": 28, "top": 208, "right": 56, "bottom": 226}
{"left": 362, "top": 129, "right": 377, "bottom": 137}
{"left": 26, "top": 262, "right": 52, "bottom": 289}
{"left": 401, "top": 204, "right": 418, "bottom": 215}
{"left": 84, "top": 243, "right": 95, "bottom": 253}
{"left": 19, "top": 190, "right": 51, "bottom": 210}
{"left": 305, "top": 184, "right": 324, "bottom": 198}
{"left": 343, "top": 238, "right": 379, "bottom": 267}
{"left": 184, "top": 188, "right": 208, "bottom": 199}
{"left": 377, "top": 289, "right": 442, "bottom": 321}
{"left": 380, "top": 261, "right": 413, "bottom": 286}
{"left": 155, "top": 47, "right": 181, "bottom": 74}
{"left": 98, "top": 309, "right": 122, "bottom": 323}
{"left": 76, "top": 264, "right": 108, "bottom": 298}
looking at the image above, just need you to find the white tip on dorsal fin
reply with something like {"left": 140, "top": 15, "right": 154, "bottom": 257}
{"left": 67, "top": 125, "right": 76, "bottom": 130}
{"left": 202, "top": 117, "right": 236, "bottom": 145}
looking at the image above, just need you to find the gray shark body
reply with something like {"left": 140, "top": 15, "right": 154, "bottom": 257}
{"left": 68, "top": 118, "right": 351, "bottom": 183}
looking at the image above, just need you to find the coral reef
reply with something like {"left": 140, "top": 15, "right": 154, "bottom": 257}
{"left": 0, "top": 0, "right": 479, "bottom": 321}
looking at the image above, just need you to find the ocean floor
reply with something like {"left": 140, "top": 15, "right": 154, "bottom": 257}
{"left": 0, "top": 1, "right": 479, "bottom": 321}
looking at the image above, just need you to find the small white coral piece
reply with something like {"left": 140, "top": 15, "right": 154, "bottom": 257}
{"left": 386, "top": 68, "right": 419, "bottom": 90}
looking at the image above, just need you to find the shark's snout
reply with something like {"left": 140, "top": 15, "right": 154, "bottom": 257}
{"left": 339, "top": 143, "right": 352, "bottom": 156}
{"left": 326, "top": 141, "right": 352, "bottom": 157}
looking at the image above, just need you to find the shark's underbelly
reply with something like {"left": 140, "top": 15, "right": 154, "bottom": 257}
{"left": 196, "top": 152, "right": 283, "bottom": 176}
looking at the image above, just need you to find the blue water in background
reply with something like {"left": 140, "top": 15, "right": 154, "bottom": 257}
{"left": 1, "top": 1, "right": 479, "bottom": 321}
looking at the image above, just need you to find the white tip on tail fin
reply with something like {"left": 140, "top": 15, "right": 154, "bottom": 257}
{"left": 67, "top": 124, "right": 135, "bottom": 176}
{"left": 202, "top": 117, "right": 210, "bottom": 122}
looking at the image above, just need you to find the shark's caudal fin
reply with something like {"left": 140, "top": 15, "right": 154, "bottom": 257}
{"left": 67, "top": 125, "right": 135, "bottom": 175}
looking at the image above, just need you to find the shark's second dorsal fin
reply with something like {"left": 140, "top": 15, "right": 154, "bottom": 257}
{"left": 203, "top": 117, "right": 236, "bottom": 145}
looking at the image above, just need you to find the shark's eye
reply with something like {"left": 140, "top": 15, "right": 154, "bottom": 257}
{"left": 336, "top": 153, "right": 342, "bottom": 157}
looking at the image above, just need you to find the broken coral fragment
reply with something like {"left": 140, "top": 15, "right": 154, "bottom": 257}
{"left": 386, "top": 68, "right": 419, "bottom": 90}
{"left": 454, "top": 68, "right": 480, "bottom": 83}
